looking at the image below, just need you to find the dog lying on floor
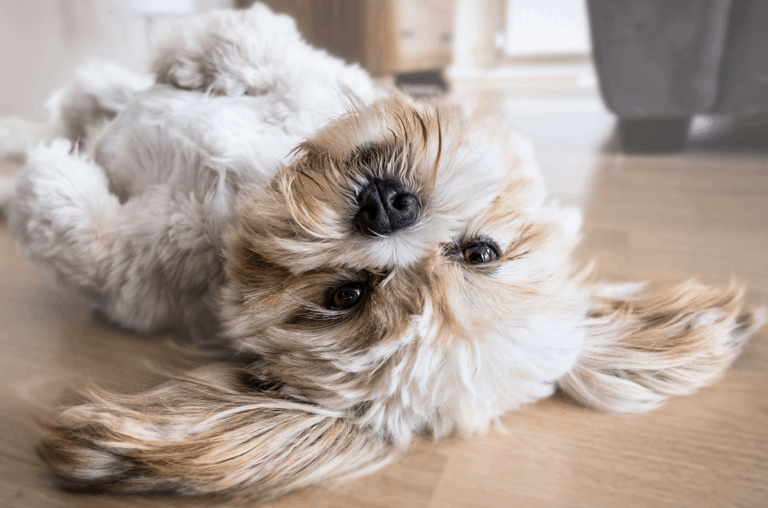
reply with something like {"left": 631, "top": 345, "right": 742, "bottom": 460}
{"left": 0, "top": 2, "right": 764, "bottom": 501}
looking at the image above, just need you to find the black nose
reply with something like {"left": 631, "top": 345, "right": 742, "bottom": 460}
{"left": 355, "top": 179, "right": 420, "bottom": 235}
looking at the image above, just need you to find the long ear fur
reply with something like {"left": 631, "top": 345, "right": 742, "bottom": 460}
{"left": 38, "top": 364, "right": 395, "bottom": 498}
{"left": 559, "top": 281, "right": 766, "bottom": 412}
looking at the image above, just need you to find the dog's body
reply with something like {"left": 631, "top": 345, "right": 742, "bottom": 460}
{"left": 1, "top": 3, "right": 765, "bottom": 501}
{"left": 5, "top": 5, "right": 378, "bottom": 335}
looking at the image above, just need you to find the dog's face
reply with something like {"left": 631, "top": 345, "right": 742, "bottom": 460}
{"left": 222, "top": 97, "right": 587, "bottom": 437}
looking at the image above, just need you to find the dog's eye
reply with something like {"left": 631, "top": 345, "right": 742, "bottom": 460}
{"left": 328, "top": 283, "right": 365, "bottom": 310}
{"left": 462, "top": 243, "right": 499, "bottom": 264}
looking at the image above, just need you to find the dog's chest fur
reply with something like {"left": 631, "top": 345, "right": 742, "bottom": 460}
{"left": 358, "top": 300, "right": 587, "bottom": 442}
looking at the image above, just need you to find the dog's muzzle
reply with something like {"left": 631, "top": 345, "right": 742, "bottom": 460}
{"left": 355, "top": 178, "right": 420, "bottom": 235}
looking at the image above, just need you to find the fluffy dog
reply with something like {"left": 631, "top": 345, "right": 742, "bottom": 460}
{"left": 1, "top": 3, "right": 764, "bottom": 501}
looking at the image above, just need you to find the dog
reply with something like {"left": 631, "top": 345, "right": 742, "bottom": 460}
{"left": 0, "top": 3, "right": 764, "bottom": 501}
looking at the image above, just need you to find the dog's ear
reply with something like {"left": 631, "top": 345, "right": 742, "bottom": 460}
{"left": 38, "top": 364, "right": 394, "bottom": 498}
{"left": 559, "top": 281, "right": 766, "bottom": 412}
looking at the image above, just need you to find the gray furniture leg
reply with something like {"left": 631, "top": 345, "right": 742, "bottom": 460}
{"left": 619, "top": 117, "right": 691, "bottom": 153}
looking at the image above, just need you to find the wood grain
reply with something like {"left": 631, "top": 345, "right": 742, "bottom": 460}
{"left": 1, "top": 82, "right": 767, "bottom": 507}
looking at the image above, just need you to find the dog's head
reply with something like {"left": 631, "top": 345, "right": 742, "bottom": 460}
{"left": 222, "top": 96, "right": 588, "bottom": 438}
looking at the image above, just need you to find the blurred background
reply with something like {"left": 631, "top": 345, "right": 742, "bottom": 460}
{"left": 0, "top": 3, "right": 767, "bottom": 507}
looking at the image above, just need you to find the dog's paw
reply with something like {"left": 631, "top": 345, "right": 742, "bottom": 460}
{"left": 13, "top": 139, "right": 118, "bottom": 227}
{"left": 152, "top": 3, "right": 303, "bottom": 96}
{"left": 9, "top": 140, "right": 120, "bottom": 288}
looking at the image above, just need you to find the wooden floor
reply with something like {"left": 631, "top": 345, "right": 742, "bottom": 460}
{"left": 1, "top": 81, "right": 767, "bottom": 508}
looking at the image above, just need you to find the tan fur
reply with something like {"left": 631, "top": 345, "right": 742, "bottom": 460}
{"left": 38, "top": 365, "right": 394, "bottom": 498}
{"left": 560, "top": 281, "right": 766, "bottom": 412}
{"left": 35, "top": 95, "right": 765, "bottom": 499}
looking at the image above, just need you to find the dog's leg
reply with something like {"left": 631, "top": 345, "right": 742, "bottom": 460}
{"left": 558, "top": 281, "right": 766, "bottom": 412}
{"left": 9, "top": 140, "right": 224, "bottom": 332}
{"left": 0, "top": 60, "right": 151, "bottom": 161}
{"left": 38, "top": 363, "right": 394, "bottom": 497}
{"left": 52, "top": 60, "right": 152, "bottom": 151}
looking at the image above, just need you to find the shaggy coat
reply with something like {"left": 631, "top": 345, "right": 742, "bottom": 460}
{"left": 0, "top": 3, "right": 764, "bottom": 501}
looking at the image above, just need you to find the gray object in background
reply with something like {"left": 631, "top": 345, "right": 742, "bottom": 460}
{"left": 587, "top": 0, "right": 768, "bottom": 152}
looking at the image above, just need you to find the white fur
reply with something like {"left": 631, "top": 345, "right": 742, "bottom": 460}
{"left": 5, "top": 3, "right": 379, "bottom": 334}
